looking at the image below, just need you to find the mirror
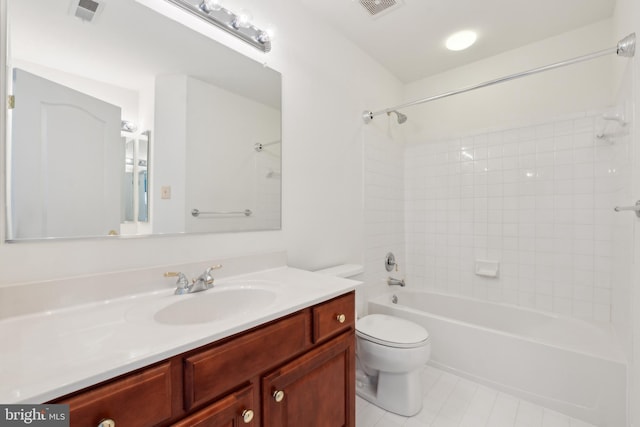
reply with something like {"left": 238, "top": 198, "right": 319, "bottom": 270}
{"left": 4, "top": 0, "right": 282, "bottom": 241}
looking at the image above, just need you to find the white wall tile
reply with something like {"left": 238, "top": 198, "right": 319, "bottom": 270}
{"left": 402, "top": 111, "right": 625, "bottom": 320}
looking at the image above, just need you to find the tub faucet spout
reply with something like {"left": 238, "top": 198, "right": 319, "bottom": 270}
{"left": 387, "top": 277, "right": 405, "bottom": 287}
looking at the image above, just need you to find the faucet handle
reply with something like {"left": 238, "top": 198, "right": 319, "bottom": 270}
{"left": 164, "top": 271, "right": 186, "bottom": 279}
{"left": 164, "top": 271, "right": 190, "bottom": 290}
{"left": 200, "top": 265, "right": 223, "bottom": 286}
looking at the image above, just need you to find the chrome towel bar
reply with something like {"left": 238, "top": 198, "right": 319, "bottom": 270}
{"left": 614, "top": 200, "right": 640, "bottom": 218}
{"left": 192, "top": 209, "right": 252, "bottom": 217}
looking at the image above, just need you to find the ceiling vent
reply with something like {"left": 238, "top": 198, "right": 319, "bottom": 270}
{"left": 358, "top": 0, "right": 403, "bottom": 17}
{"left": 73, "top": 0, "right": 101, "bottom": 22}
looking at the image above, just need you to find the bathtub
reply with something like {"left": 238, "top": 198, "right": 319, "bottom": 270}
{"left": 368, "top": 290, "right": 627, "bottom": 427}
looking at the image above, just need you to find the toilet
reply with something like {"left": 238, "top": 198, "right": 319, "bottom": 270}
{"left": 314, "top": 264, "right": 431, "bottom": 417}
{"left": 355, "top": 313, "right": 430, "bottom": 416}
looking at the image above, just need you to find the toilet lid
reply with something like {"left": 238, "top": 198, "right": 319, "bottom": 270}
{"left": 356, "top": 314, "right": 429, "bottom": 348}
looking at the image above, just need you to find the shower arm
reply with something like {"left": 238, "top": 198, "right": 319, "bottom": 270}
{"left": 362, "top": 32, "right": 636, "bottom": 124}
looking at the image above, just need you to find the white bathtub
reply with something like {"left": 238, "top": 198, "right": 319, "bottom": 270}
{"left": 368, "top": 290, "right": 627, "bottom": 427}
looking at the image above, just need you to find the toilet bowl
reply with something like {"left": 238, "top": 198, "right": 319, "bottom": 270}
{"left": 356, "top": 314, "right": 431, "bottom": 416}
{"left": 313, "top": 264, "right": 430, "bottom": 416}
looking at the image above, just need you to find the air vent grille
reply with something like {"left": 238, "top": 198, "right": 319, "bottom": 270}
{"left": 359, "top": 0, "right": 398, "bottom": 16}
{"left": 75, "top": 0, "right": 100, "bottom": 22}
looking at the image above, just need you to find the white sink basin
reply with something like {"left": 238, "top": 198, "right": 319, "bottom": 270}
{"left": 154, "top": 287, "right": 278, "bottom": 325}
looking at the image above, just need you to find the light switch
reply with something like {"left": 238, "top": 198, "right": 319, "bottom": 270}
{"left": 161, "top": 186, "right": 171, "bottom": 199}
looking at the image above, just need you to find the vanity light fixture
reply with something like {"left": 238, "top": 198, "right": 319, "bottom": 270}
{"left": 445, "top": 30, "right": 477, "bottom": 51}
{"left": 121, "top": 120, "right": 138, "bottom": 133}
{"left": 164, "top": 0, "right": 271, "bottom": 52}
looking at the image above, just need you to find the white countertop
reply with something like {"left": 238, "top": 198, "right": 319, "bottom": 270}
{"left": 0, "top": 266, "right": 359, "bottom": 404}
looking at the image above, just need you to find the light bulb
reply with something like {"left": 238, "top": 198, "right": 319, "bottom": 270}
{"left": 199, "top": 0, "right": 223, "bottom": 13}
{"left": 234, "top": 9, "right": 253, "bottom": 28}
{"left": 257, "top": 25, "right": 276, "bottom": 44}
{"left": 121, "top": 120, "right": 137, "bottom": 133}
{"left": 257, "top": 31, "right": 270, "bottom": 44}
{"left": 265, "top": 25, "right": 276, "bottom": 41}
{"left": 445, "top": 30, "right": 477, "bottom": 51}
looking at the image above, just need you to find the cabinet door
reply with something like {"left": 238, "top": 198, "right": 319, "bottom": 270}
{"left": 172, "top": 385, "right": 255, "bottom": 427}
{"left": 262, "top": 331, "right": 355, "bottom": 427}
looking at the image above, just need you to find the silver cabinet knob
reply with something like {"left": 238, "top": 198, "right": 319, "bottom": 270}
{"left": 98, "top": 419, "right": 115, "bottom": 427}
{"left": 241, "top": 409, "right": 254, "bottom": 423}
{"left": 273, "top": 390, "right": 285, "bottom": 402}
{"left": 336, "top": 313, "right": 346, "bottom": 323}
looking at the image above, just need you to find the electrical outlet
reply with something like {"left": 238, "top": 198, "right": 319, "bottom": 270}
{"left": 161, "top": 186, "right": 171, "bottom": 199}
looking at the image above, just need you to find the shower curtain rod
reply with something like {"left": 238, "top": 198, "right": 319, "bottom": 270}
{"left": 363, "top": 32, "right": 636, "bottom": 124}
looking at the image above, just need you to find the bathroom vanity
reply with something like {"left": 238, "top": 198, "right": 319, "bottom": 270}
{"left": 0, "top": 255, "right": 359, "bottom": 427}
{"left": 51, "top": 292, "right": 355, "bottom": 426}
{"left": 52, "top": 292, "right": 355, "bottom": 427}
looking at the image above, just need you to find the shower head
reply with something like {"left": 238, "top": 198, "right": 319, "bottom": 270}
{"left": 387, "top": 110, "right": 408, "bottom": 124}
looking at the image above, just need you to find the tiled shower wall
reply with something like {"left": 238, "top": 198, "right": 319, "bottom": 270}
{"left": 610, "top": 68, "right": 634, "bottom": 355}
{"left": 404, "top": 111, "right": 631, "bottom": 321}
{"left": 362, "top": 127, "right": 405, "bottom": 315}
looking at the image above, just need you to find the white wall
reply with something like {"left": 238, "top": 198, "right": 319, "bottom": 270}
{"left": 153, "top": 74, "right": 188, "bottom": 234}
{"left": 0, "top": 0, "right": 403, "bottom": 285}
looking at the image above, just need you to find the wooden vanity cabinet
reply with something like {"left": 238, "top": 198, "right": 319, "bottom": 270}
{"left": 51, "top": 291, "right": 355, "bottom": 427}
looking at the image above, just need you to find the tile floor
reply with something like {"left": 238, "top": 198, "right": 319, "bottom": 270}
{"left": 356, "top": 366, "right": 598, "bottom": 427}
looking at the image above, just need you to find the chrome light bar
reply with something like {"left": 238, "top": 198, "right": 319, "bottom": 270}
{"left": 164, "top": 0, "right": 271, "bottom": 52}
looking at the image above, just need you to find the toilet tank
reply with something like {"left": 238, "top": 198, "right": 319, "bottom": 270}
{"left": 314, "top": 264, "right": 364, "bottom": 279}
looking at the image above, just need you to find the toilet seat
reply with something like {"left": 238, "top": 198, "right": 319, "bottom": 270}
{"left": 356, "top": 314, "right": 429, "bottom": 349}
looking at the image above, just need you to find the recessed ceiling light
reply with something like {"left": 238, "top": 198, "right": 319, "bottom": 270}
{"left": 446, "top": 30, "right": 477, "bottom": 51}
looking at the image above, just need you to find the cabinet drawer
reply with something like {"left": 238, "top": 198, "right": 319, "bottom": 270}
{"left": 172, "top": 385, "right": 256, "bottom": 427}
{"left": 184, "top": 311, "right": 311, "bottom": 410}
{"left": 312, "top": 292, "right": 355, "bottom": 343}
{"left": 61, "top": 362, "right": 173, "bottom": 427}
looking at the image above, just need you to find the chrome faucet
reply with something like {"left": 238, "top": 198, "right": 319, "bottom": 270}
{"left": 164, "top": 272, "right": 191, "bottom": 295}
{"left": 387, "top": 277, "right": 405, "bottom": 287}
{"left": 164, "top": 265, "right": 222, "bottom": 295}
{"left": 191, "top": 265, "right": 221, "bottom": 292}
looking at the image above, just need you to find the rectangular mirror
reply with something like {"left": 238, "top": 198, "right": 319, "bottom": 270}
{"left": 4, "top": 0, "right": 282, "bottom": 241}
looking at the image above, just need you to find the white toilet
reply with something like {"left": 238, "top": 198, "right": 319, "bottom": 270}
{"left": 314, "top": 264, "right": 431, "bottom": 417}
{"left": 356, "top": 314, "right": 430, "bottom": 416}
